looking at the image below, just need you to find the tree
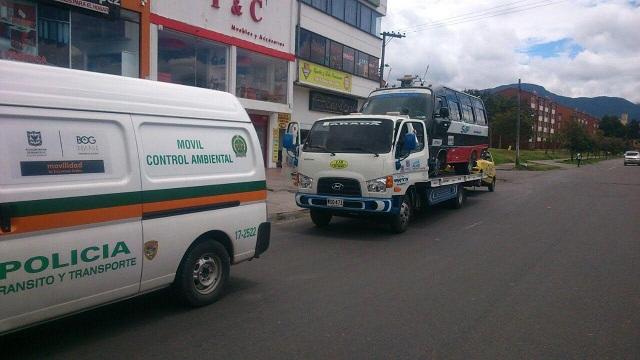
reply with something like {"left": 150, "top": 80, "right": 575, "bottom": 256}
{"left": 464, "top": 90, "right": 533, "bottom": 149}
{"left": 599, "top": 115, "right": 626, "bottom": 138}
{"left": 561, "top": 119, "right": 591, "bottom": 159}
{"left": 626, "top": 119, "right": 639, "bottom": 139}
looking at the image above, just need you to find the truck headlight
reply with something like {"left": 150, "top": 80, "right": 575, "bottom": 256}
{"left": 367, "top": 176, "right": 393, "bottom": 193}
{"left": 298, "top": 173, "right": 313, "bottom": 189}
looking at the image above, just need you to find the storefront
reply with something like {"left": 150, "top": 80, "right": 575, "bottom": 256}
{"left": 0, "top": 0, "right": 149, "bottom": 78}
{"left": 150, "top": 0, "right": 296, "bottom": 168}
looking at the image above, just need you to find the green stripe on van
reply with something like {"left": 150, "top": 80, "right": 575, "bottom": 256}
{"left": 7, "top": 180, "right": 266, "bottom": 217}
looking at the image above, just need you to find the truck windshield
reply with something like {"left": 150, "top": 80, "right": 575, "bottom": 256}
{"left": 361, "top": 92, "right": 431, "bottom": 119}
{"left": 303, "top": 119, "right": 394, "bottom": 154}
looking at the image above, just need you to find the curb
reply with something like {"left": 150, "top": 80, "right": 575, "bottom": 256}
{"left": 268, "top": 209, "right": 309, "bottom": 223}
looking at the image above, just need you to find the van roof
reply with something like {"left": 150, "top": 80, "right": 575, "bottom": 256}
{"left": 0, "top": 60, "right": 249, "bottom": 122}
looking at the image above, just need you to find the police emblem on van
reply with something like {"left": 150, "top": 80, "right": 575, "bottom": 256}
{"left": 144, "top": 240, "right": 159, "bottom": 260}
{"left": 330, "top": 160, "right": 348, "bottom": 169}
{"left": 27, "top": 131, "right": 42, "bottom": 146}
{"left": 232, "top": 135, "right": 248, "bottom": 157}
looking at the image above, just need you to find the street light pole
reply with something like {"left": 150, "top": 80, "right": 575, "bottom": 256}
{"left": 516, "top": 78, "right": 521, "bottom": 167}
{"left": 379, "top": 31, "right": 405, "bottom": 87}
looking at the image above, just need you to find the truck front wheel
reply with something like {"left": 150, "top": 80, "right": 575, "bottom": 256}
{"left": 310, "top": 209, "right": 332, "bottom": 227}
{"left": 390, "top": 195, "right": 412, "bottom": 233}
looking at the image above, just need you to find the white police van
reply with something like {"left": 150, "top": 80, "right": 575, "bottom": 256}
{"left": 0, "top": 60, "right": 270, "bottom": 334}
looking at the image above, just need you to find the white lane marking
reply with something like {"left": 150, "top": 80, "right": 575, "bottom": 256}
{"left": 608, "top": 166, "right": 616, "bottom": 170}
{"left": 463, "top": 221, "right": 483, "bottom": 230}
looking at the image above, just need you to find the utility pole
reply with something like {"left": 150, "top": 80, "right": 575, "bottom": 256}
{"left": 379, "top": 31, "right": 405, "bottom": 87}
{"left": 516, "top": 78, "right": 521, "bottom": 167}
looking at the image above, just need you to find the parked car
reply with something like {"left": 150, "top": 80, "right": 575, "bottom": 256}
{"left": 476, "top": 151, "right": 497, "bottom": 191}
{"left": 624, "top": 151, "right": 640, "bottom": 166}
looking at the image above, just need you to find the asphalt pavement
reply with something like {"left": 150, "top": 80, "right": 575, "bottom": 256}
{"left": 2, "top": 159, "right": 639, "bottom": 359}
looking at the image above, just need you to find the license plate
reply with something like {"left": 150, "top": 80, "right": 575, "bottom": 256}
{"left": 327, "top": 198, "right": 343, "bottom": 207}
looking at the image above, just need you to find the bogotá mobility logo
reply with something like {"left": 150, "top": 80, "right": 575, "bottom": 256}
{"left": 232, "top": 135, "right": 248, "bottom": 157}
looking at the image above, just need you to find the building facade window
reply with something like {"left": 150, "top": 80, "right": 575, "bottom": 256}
{"left": 1, "top": 0, "right": 140, "bottom": 77}
{"left": 157, "top": 28, "right": 228, "bottom": 91}
{"left": 310, "top": 32, "right": 327, "bottom": 65}
{"left": 342, "top": 45, "right": 355, "bottom": 73}
{"left": 297, "top": 27, "right": 379, "bottom": 81}
{"left": 301, "top": 0, "right": 381, "bottom": 37}
{"left": 236, "top": 48, "right": 288, "bottom": 104}
{"left": 329, "top": 41, "right": 343, "bottom": 69}
{"left": 355, "top": 51, "right": 368, "bottom": 77}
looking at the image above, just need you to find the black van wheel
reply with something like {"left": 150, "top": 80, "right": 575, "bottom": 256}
{"left": 390, "top": 195, "right": 412, "bottom": 233}
{"left": 175, "top": 240, "right": 230, "bottom": 307}
{"left": 449, "top": 185, "right": 466, "bottom": 209}
{"left": 488, "top": 177, "right": 496, "bottom": 192}
{"left": 310, "top": 209, "right": 332, "bottom": 227}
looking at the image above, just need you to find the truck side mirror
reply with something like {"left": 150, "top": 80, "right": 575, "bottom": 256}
{"left": 439, "top": 107, "right": 450, "bottom": 118}
{"left": 283, "top": 133, "right": 295, "bottom": 150}
{"left": 402, "top": 133, "right": 418, "bottom": 152}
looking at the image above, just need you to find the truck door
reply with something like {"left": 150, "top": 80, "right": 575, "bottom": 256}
{"left": 394, "top": 121, "right": 429, "bottom": 177}
{"left": 282, "top": 121, "right": 300, "bottom": 185}
{"left": 0, "top": 106, "right": 143, "bottom": 333}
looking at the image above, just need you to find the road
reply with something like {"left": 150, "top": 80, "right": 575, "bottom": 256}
{"left": 2, "top": 159, "right": 639, "bottom": 359}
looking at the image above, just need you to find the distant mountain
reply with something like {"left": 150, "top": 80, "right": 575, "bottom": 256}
{"left": 486, "top": 83, "right": 640, "bottom": 121}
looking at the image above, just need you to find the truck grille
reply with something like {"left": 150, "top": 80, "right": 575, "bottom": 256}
{"left": 317, "top": 177, "right": 362, "bottom": 197}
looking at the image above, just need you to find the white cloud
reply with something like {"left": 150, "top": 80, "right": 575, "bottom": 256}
{"left": 382, "top": 0, "right": 640, "bottom": 103}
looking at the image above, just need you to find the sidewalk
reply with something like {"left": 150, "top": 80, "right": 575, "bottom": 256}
{"left": 266, "top": 168, "right": 307, "bottom": 222}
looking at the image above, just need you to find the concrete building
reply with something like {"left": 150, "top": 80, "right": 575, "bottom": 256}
{"left": 2, "top": 0, "right": 387, "bottom": 168}
{"left": 293, "top": 0, "right": 387, "bottom": 132}
{"left": 496, "top": 88, "right": 560, "bottom": 149}
{"left": 497, "top": 87, "right": 599, "bottom": 149}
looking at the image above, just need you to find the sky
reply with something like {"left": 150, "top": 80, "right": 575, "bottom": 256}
{"left": 382, "top": 0, "right": 640, "bottom": 103}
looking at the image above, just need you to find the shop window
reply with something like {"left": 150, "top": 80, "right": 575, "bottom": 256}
{"left": 298, "top": 28, "right": 311, "bottom": 59}
{"left": 368, "top": 55, "right": 379, "bottom": 81}
{"left": 345, "top": 0, "right": 357, "bottom": 26}
{"left": 331, "top": 0, "right": 345, "bottom": 20}
{"left": 1, "top": 0, "right": 139, "bottom": 77}
{"left": 359, "top": 5, "right": 371, "bottom": 33}
{"left": 158, "top": 29, "right": 227, "bottom": 91}
{"left": 236, "top": 48, "right": 287, "bottom": 104}
{"left": 310, "top": 33, "right": 326, "bottom": 65}
{"left": 355, "top": 51, "right": 368, "bottom": 78}
{"left": 71, "top": 9, "right": 140, "bottom": 77}
{"left": 342, "top": 46, "right": 355, "bottom": 73}
{"left": 37, "top": 3, "right": 69, "bottom": 68}
{"left": 329, "top": 41, "right": 343, "bottom": 70}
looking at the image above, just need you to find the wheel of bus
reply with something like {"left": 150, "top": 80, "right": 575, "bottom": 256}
{"left": 390, "top": 195, "right": 412, "bottom": 233}
{"left": 175, "top": 240, "right": 230, "bottom": 307}
{"left": 449, "top": 184, "right": 466, "bottom": 209}
{"left": 310, "top": 209, "right": 332, "bottom": 227}
{"left": 488, "top": 177, "right": 496, "bottom": 192}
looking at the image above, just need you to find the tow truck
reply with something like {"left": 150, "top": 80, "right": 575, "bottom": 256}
{"left": 283, "top": 112, "right": 492, "bottom": 233}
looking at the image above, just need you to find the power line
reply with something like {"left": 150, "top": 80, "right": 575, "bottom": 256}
{"left": 395, "top": 0, "right": 538, "bottom": 32}
{"left": 402, "top": 0, "right": 566, "bottom": 34}
{"left": 405, "top": 0, "right": 560, "bottom": 33}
